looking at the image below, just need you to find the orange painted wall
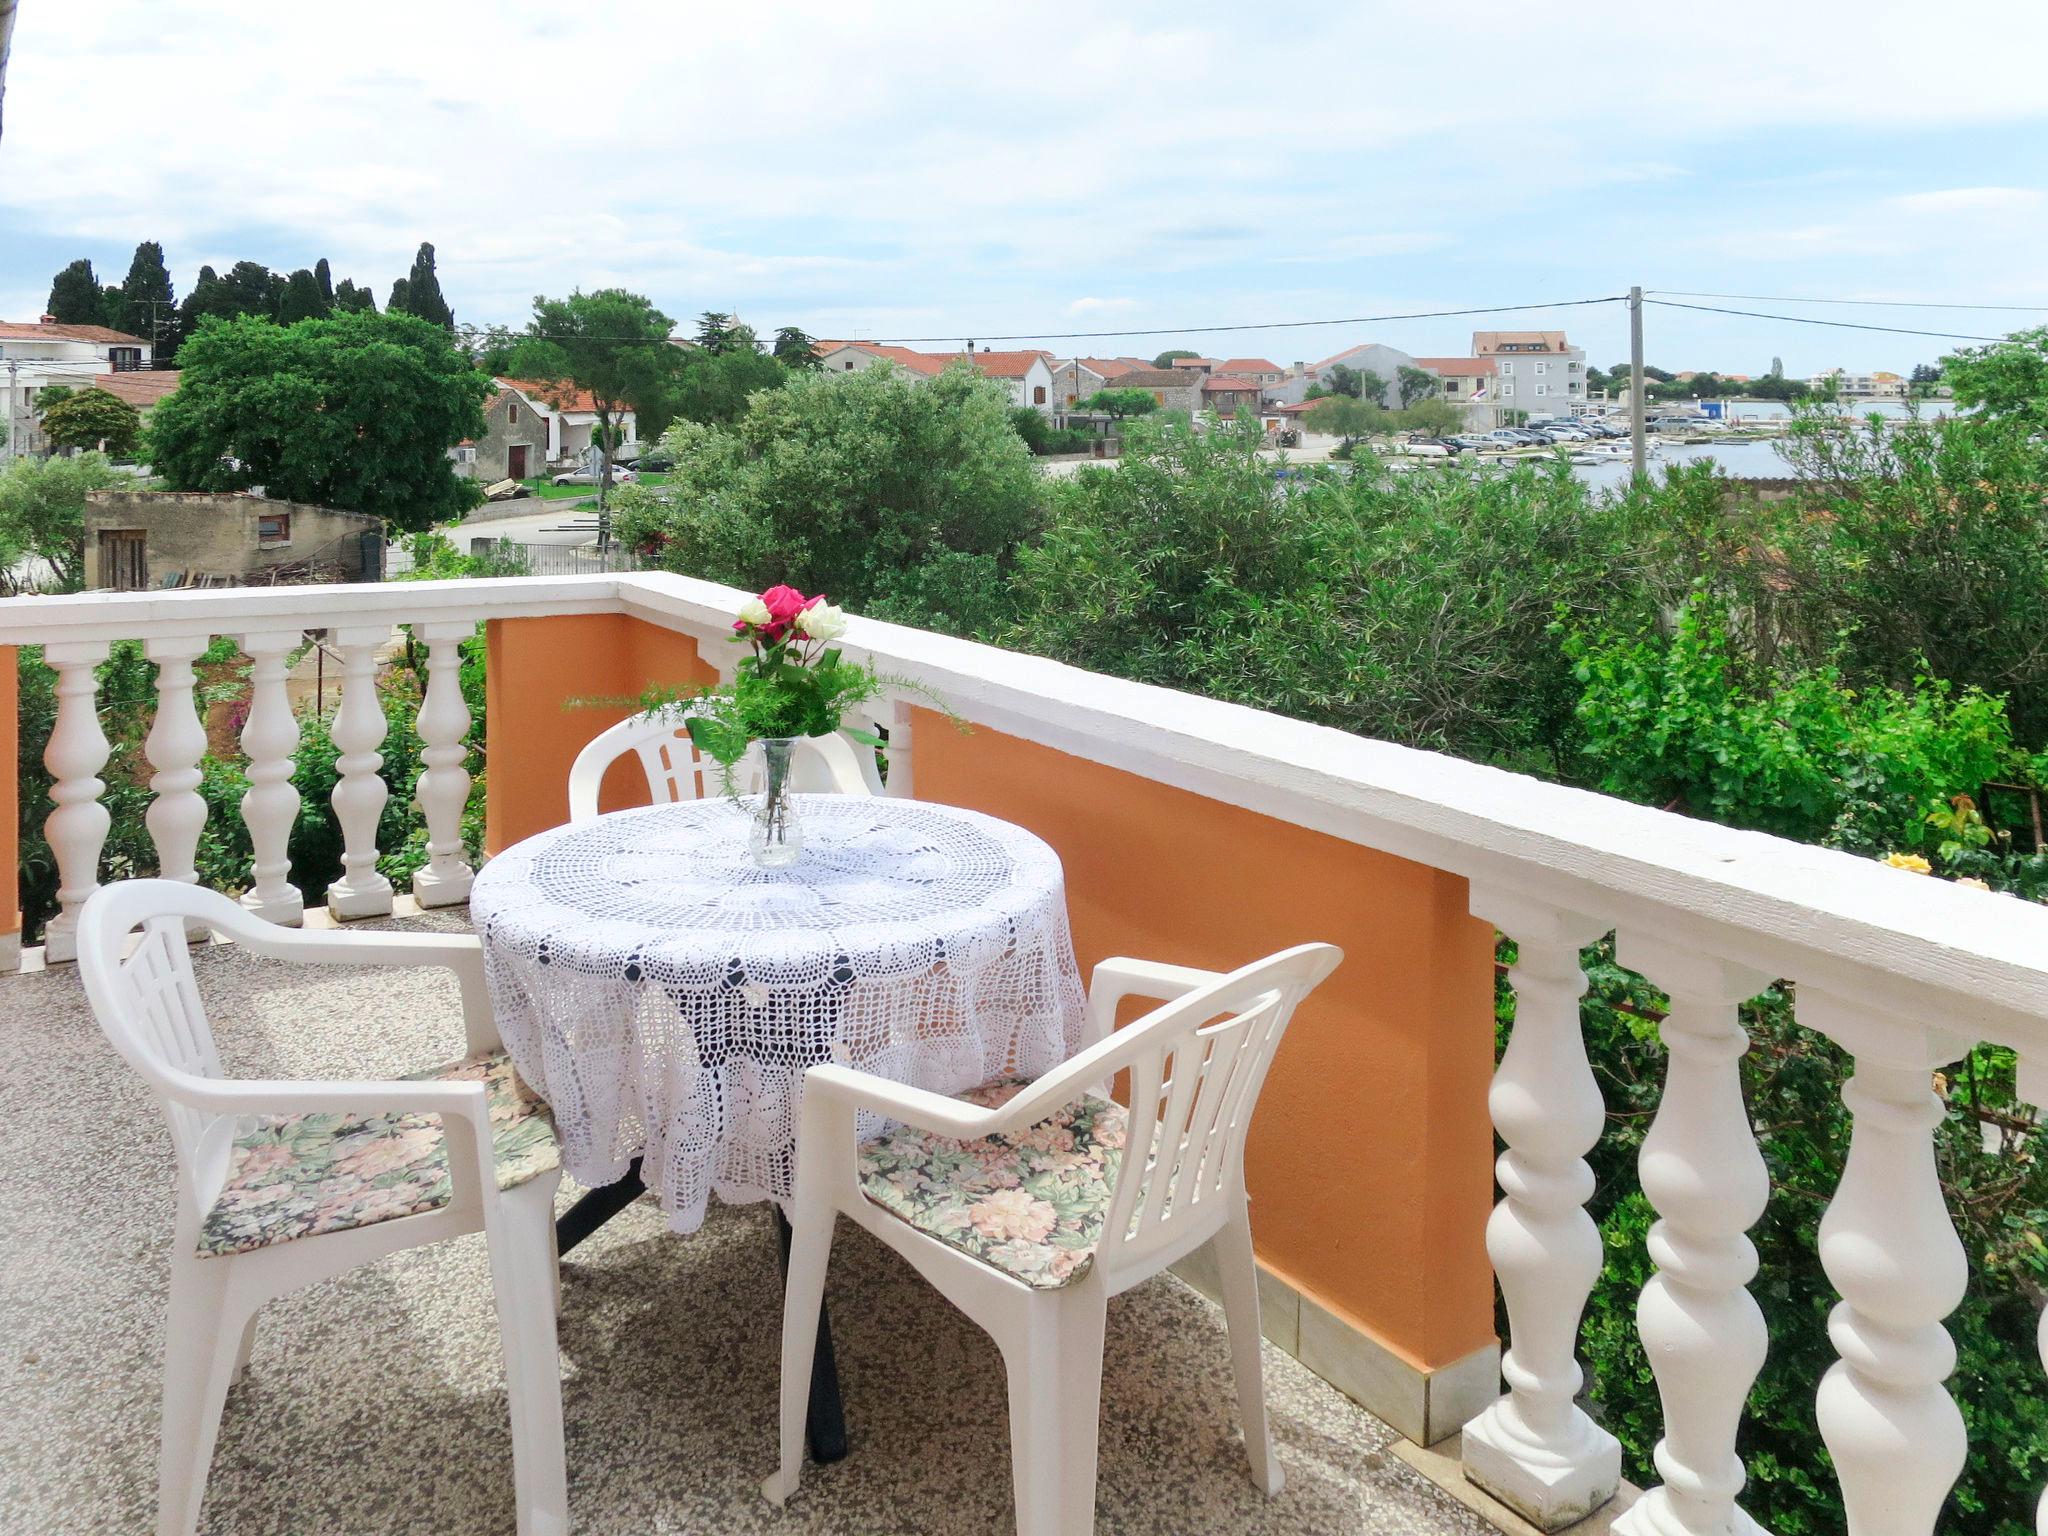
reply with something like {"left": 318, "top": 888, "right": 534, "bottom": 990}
{"left": 480, "top": 615, "right": 1495, "bottom": 1370}
{"left": 914, "top": 709, "right": 1498, "bottom": 1371}
{"left": 485, "top": 615, "right": 716, "bottom": 851}
{"left": 1, "top": 646, "right": 16, "bottom": 942}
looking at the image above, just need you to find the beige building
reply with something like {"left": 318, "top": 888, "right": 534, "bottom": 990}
{"left": 82, "top": 491, "right": 384, "bottom": 590}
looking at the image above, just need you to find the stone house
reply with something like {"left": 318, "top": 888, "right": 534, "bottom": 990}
{"left": 463, "top": 386, "right": 553, "bottom": 482}
{"left": 1202, "top": 375, "right": 1263, "bottom": 416}
{"left": 1102, "top": 367, "right": 1203, "bottom": 415}
{"left": 82, "top": 491, "right": 384, "bottom": 591}
{"left": 1049, "top": 358, "right": 1141, "bottom": 410}
{"left": 493, "top": 378, "right": 638, "bottom": 468}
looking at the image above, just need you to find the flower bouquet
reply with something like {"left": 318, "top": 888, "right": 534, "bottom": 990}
{"left": 644, "top": 584, "right": 887, "bottom": 866}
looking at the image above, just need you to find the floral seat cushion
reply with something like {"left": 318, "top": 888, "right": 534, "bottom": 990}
{"left": 197, "top": 1050, "right": 559, "bottom": 1258}
{"left": 856, "top": 1077, "right": 1128, "bottom": 1290}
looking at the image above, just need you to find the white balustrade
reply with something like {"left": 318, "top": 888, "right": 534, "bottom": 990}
{"left": 142, "top": 635, "right": 211, "bottom": 892}
{"left": 1463, "top": 887, "right": 1621, "bottom": 1531}
{"left": 410, "top": 621, "right": 474, "bottom": 908}
{"left": 324, "top": 625, "right": 395, "bottom": 920}
{"left": 1802, "top": 990, "right": 1970, "bottom": 1536}
{"left": 236, "top": 630, "right": 304, "bottom": 925}
{"left": 40, "top": 640, "right": 113, "bottom": 964}
{"left": 1611, "top": 938, "right": 1771, "bottom": 1536}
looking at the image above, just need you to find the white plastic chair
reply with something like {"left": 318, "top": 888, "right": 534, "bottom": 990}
{"left": 565, "top": 709, "right": 879, "bottom": 822}
{"left": 764, "top": 942, "right": 1344, "bottom": 1535}
{"left": 76, "top": 880, "right": 570, "bottom": 1536}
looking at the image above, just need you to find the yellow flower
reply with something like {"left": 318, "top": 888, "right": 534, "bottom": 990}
{"left": 1952, "top": 876, "right": 1991, "bottom": 891}
{"left": 1882, "top": 852, "right": 1932, "bottom": 874}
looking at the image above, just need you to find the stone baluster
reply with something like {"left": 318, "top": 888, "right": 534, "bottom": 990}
{"left": 1610, "top": 937, "right": 1771, "bottom": 1536}
{"left": 236, "top": 630, "right": 304, "bottom": 924}
{"left": 1462, "top": 887, "right": 1621, "bottom": 1530}
{"left": 410, "top": 621, "right": 474, "bottom": 908}
{"left": 881, "top": 698, "right": 914, "bottom": 798}
{"left": 40, "top": 641, "right": 113, "bottom": 964}
{"left": 1801, "top": 990, "right": 1969, "bottom": 1536}
{"left": 143, "top": 635, "right": 211, "bottom": 893}
{"left": 324, "top": 626, "right": 394, "bottom": 919}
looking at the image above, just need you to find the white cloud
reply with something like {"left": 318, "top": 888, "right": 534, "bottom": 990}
{"left": 1894, "top": 186, "right": 2047, "bottom": 214}
{"left": 1066, "top": 298, "right": 1138, "bottom": 316}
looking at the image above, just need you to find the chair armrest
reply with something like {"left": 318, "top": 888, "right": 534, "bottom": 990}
{"left": 1085, "top": 957, "right": 1224, "bottom": 1046}
{"left": 801, "top": 1063, "right": 1002, "bottom": 1141}
{"left": 223, "top": 927, "right": 501, "bottom": 1056}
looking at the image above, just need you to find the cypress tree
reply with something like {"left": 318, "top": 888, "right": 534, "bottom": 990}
{"left": 314, "top": 257, "right": 334, "bottom": 308}
{"left": 333, "top": 279, "right": 376, "bottom": 313}
{"left": 276, "top": 268, "right": 327, "bottom": 324}
{"left": 46, "top": 258, "right": 104, "bottom": 324}
{"left": 393, "top": 241, "right": 453, "bottom": 328}
{"left": 387, "top": 276, "right": 413, "bottom": 316}
{"left": 114, "top": 240, "right": 177, "bottom": 354}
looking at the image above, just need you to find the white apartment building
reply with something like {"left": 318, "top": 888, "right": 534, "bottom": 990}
{"left": 1807, "top": 368, "right": 1907, "bottom": 399}
{"left": 0, "top": 318, "right": 155, "bottom": 461}
{"left": 1472, "top": 330, "right": 1586, "bottom": 413}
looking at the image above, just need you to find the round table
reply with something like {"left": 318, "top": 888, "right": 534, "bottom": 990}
{"left": 471, "top": 795, "right": 1088, "bottom": 1230}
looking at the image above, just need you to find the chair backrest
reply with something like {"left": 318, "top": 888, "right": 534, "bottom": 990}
{"left": 567, "top": 710, "right": 879, "bottom": 823}
{"left": 1087, "top": 943, "right": 1342, "bottom": 1283}
{"left": 76, "top": 881, "right": 244, "bottom": 1201}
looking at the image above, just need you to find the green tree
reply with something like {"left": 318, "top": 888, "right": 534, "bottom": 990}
{"left": 275, "top": 267, "right": 328, "bottom": 324}
{"left": 389, "top": 241, "right": 453, "bottom": 328}
{"left": 1153, "top": 349, "right": 1198, "bottom": 368}
{"left": 512, "top": 288, "right": 682, "bottom": 500}
{"left": 0, "top": 451, "right": 126, "bottom": 591}
{"left": 46, "top": 258, "right": 104, "bottom": 324}
{"left": 669, "top": 345, "right": 786, "bottom": 429}
{"left": 313, "top": 257, "right": 334, "bottom": 308}
{"left": 39, "top": 387, "right": 141, "bottom": 456}
{"left": 1942, "top": 325, "right": 2048, "bottom": 428}
{"left": 332, "top": 278, "right": 376, "bottom": 313}
{"left": 1076, "top": 387, "right": 1157, "bottom": 419}
{"left": 695, "top": 311, "right": 750, "bottom": 354}
{"left": 1323, "top": 362, "right": 1364, "bottom": 398}
{"left": 612, "top": 361, "right": 1042, "bottom": 626}
{"left": 147, "top": 309, "right": 488, "bottom": 532}
{"left": 1395, "top": 365, "right": 1436, "bottom": 407}
{"left": 111, "top": 240, "right": 176, "bottom": 355}
{"left": 218, "top": 260, "right": 279, "bottom": 319}
{"left": 34, "top": 384, "right": 74, "bottom": 413}
{"left": 772, "top": 326, "right": 820, "bottom": 369}
{"left": 1303, "top": 394, "right": 1386, "bottom": 440}
{"left": 1393, "top": 398, "right": 1463, "bottom": 437}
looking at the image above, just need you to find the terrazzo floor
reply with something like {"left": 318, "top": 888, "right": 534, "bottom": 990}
{"left": 0, "top": 910, "right": 1496, "bottom": 1535}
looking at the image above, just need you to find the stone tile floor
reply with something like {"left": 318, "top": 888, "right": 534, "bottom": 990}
{"left": 0, "top": 911, "right": 1498, "bottom": 1535}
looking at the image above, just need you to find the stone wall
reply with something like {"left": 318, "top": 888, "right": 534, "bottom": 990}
{"left": 82, "top": 491, "right": 384, "bottom": 589}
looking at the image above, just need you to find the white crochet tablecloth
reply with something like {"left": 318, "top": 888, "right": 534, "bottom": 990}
{"left": 471, "top": 796, "right": 1088, "bottom": 1229}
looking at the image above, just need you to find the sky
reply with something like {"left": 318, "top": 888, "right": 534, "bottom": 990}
{"left": 3, "top": 1, "right": 2047, "bottom": 376}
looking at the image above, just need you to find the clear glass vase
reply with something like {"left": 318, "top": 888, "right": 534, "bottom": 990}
{"left": 748, "top": 737, "right": 804, "bottom": 868}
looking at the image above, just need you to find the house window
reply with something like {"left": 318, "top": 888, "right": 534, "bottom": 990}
{"left": 1535, "top": 361, "right": 1548, "bottom": 376}
{"left": 507, "top": 401, "right": 517, "bottom": 424}
{"left": 1535, "top": 383, "right": 1549, "bottom": 396}
{"left": 1033, "top": 385, "right": 1046, "bottom": 405}
{"left": 843, "top": 360, "right": 854, "bottom": 370}
{"left": 1501, "top": 382, "right": 1515, "bottom": 399}
{"left": 257, "top": 512, "right": 292, "bottom": 545}
{"left": 1498, "top": 360, "right": 1514, "bottom": 375}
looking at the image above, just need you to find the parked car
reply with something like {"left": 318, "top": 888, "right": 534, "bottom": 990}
{"left": 1450, "top": 435, "right": 1496, "bottom": 451}
{"left": 636, "top": 450, "right": 676, "bottom": 472}
{"left": 1409, "top": 435, "right": 1463, "bottom": 455}
{"left": 551, "top": 466, "right": 640, "bottom": 487}
{"left": 1484, "top": 429, "right": 1532, "bottom": 447}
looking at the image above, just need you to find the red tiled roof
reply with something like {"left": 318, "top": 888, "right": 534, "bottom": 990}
{"left": 92, "top": 370, "right": 180, "bottom": 408}
{"left": 1203, "top": 375, "right": 1260, "bottom": 392}
{"left": 937, "top": 350, "right": 1047, "bottom": 380}
{"left": 813, "top": 343, "right": 951, "bottom": 377}
{"left": 1412, "top": 357, "right": 1497, "bottom": 377}
{"left": 495, "top": 376, "right": 616, "bottom": 414}
{"left": 0, "top": 319, "right": 149, "bottom": 345}
{"left": 1064, "top": 358, "right": 1136, "bottom": 380}
{"left": 1215, "top": 357, "right": 1281, "bottom": 374}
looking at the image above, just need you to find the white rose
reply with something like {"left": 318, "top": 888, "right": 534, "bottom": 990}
{"left": 796, "top": 601, "right": 847, "bottom": 641}
{"left": 737, "top": 597, "right": 773, "bottom": 626}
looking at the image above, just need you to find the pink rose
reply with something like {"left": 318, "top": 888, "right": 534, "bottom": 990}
{"left": 759, "top": 585, "right": 814, "bottom": 624}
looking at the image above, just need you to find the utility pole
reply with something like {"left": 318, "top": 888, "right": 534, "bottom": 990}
{"left": 4, "top": 358, "right": 17, "bottom": 463}
{"left": 1628, "top": 285, "right": 1647, "bottom": 485}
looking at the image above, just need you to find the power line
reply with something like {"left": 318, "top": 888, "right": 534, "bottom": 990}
{"left": 1643, "top": 298, "right": 2005, "bottom": 343}
{"left": 865, "top": 296, "right": 1626, "bottom": 345}
{"left": 1648, "top": 288, "right": 2048, "bottom": 314}
{"left": 464, "top": 296, "right": 1627, "bottom": 350}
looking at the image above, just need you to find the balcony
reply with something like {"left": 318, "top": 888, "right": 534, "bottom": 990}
{"left": 4, "top": 571, "right": 2046, "bottom": 1535}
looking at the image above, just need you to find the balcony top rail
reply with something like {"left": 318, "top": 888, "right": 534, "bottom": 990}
{"left": 5, "top": 570, "right": 2048, "bottom": 1044}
